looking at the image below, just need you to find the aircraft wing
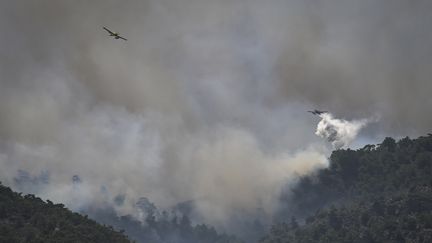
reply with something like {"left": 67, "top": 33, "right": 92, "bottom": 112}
{"left": 119, "top": 36, "right": 128, "bottom": 41}
{"left": 103, "top": 27, "right": 115, "bottom": 35}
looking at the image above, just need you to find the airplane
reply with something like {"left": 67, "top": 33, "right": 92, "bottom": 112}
{"left": 103, "top": 27, "right": 127, "bottom": 41}
{"left": 308, "top": 109, "right": 328, "bottom": 115}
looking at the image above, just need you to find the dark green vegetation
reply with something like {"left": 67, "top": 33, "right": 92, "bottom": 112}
{"left": 262, "top": 135, "right": 432, "bottom": 243}
{"left": 0, "top": 182, "right": 242, "bottom": 243}
{"left": 3, "top": 135, "right": 432, "bottom": 243}
{"left": 0, "top": 182, "right": 131, "bottom": 243}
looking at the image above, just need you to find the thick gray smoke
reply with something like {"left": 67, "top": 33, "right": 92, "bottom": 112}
{"left": 0, "top": 0, "right": 329, "bottom": 233}
{"left": 0, "top": 0, "right": 431, "bottom": 236}
{"left": 276, "top": 0, "right": 432, "bottom": 137}
{"left": 315, "top": 113, "right": 371, "bottom": 149}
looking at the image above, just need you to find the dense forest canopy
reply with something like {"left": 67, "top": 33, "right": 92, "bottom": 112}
{"left": 2, "top": 135, "right": 432, "bottom": 242}
{"left": 262, "top": 135, "right": 432, "bottom": 242}
{"left": 0, "top": 182, "right": 131, "bottom": 243}
{"left": 0, "top": 182, "right": 242, "bottom": 243}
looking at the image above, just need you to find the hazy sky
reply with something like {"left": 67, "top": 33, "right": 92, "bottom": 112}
{"left": 1, "top": 0, "right": 431, "bottom": 232}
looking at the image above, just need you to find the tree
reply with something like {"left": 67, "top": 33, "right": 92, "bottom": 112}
{"left": 263, "top": 135, "right": 432, "bottom": 243}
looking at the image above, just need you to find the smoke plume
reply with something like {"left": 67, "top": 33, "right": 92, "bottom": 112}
{"left": 0, "top": 0, "right": 431, "bottom": 238}
{"left": 315, "top": 113, "right": 371, "bottom": 149}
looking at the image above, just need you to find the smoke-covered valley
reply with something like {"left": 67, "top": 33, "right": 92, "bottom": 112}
{"left": 1, "top": 0, "right": 431, "bottom": 241}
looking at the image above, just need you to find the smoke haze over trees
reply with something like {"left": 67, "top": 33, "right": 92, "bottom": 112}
{"left": 263, "top": 135, "right": 432, "bottom": 242}
{"left": 1, "top": 0, "right": 432, "bottom": 241}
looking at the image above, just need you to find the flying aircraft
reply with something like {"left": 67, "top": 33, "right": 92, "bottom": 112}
{"left": 103, "top": 27, "right": 127, "bottom": 41}
{"left": 308, "top": 109, "right": 328, "bottom": 115}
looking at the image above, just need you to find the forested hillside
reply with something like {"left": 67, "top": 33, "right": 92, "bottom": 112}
{"left": 262, "top": 135, "right": 432, "bottom": 242}
{"left": 0, "top": 181, "right": 242, "bottom": 243}
{"left": 0, "top": 183, "right": 131, "bottom": 243}
{"left": 3, "top": 135, "right": 432, "bottom": 243}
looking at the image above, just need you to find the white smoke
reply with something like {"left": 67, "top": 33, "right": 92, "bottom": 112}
{"left": 315, "top": 113, "right": 371, "bottom": 149}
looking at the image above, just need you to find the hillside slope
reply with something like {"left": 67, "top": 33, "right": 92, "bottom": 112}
{"left": 0, "top": 183, "right": 131, "bottom": 243}
{"left": 262, "top": 135, "right": 432, "bottom": 243}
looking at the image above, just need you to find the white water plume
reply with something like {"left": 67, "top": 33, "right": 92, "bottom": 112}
{"left": 315, "top": 113, "right": 372, "bottom": 149}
